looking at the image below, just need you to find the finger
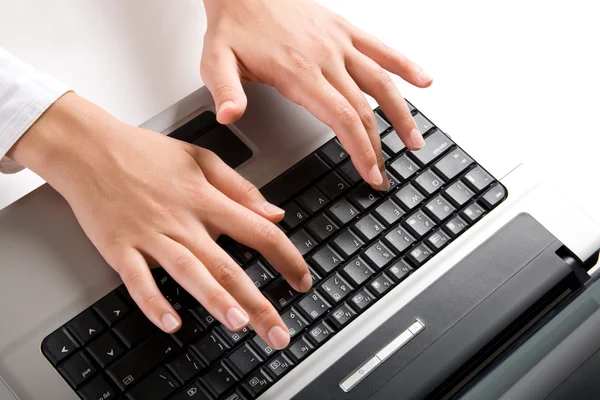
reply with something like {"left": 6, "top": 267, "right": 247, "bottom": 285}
{"left": 191, "top": 146, "right": 285, "bottom": 223}
{"left": 147, "top": 234, "right": 251, "bottom": 333}
{"left": 206, "top": 192, "right": 312, "bottom": 294}
{"left": 346, "top": 51, "right": 425, "bottom": 150}
{"left": 350, "top": 28, "right": 433, "bottom": 88}
{"left": 116, "top": 248, "right": 182, "bottom": 333}
{"left": 323, "top": 65, "right": 389, "bottom": 191}
{"left": 279, "top": 72, "right": 383, "bottom": 187}
{"left": 184, "top": 230, "right": 291, "bottom": 350}
{"left": 201, "top": 45, "right": 248, "bottom": 124}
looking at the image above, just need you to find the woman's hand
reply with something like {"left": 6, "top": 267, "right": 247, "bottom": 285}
{"left": 202, "top": 0, "right": 433, "bottom": 191}
{"left": 8, "top": 92, "right": 311, "bottom": 350}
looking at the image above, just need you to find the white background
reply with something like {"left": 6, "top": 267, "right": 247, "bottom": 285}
{"left": 1, "top": 1, "right": 599, "bottom": 221}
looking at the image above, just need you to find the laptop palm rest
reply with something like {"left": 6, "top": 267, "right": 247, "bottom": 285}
{"left": 294, "top": 213, "right": 583, "bottom": 399}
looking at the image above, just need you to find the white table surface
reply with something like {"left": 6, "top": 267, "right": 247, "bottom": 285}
{"left": 1, "top": 0, "right": 599, "bottom": 223}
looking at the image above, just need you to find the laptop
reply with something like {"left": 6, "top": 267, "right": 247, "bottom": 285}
{"left": 1, "top": 82, "right": 600, "bottom": 400}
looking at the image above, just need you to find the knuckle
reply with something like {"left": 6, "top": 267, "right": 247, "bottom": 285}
{"left": 205, "top": 288, "right": 226, "bottom": 310}
{"left": 258, "top": 221, "right": 283, "bottom": 247}
{"left": 141, "top": 292, "right": 164, "bottom": 310}
{"left": 358, "top": 106, "right": 376, "bottom": 130}
{"left": 374, "top": 68, "right": 394, "bottom": 90}
{"left": 358, "top": 146, "right": 377, "bottom": 164}
{"left": 287, "top": 51, "right": 318, "bottom": 79}
{"left": 335, "top": 103, "right": 358, "bottom": 127}
{"left": 212, "top": 259, "right": 242, "bottom": 288}
{"left": 172, "top": 254, "right": 198, "bottom": 274}
{"left": 249, "top": 300, "right": 276, "bottom": 323}
{"left": 238, "top": 178, "right": 260, "bottom": 201}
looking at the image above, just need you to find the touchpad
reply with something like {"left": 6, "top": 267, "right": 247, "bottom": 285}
{"left": 168, "top": 111, "right": 253, "bottom": 169}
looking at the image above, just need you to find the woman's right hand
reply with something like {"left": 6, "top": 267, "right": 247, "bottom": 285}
{"left": 8, "top": 92, "right": 312, "bottom": 350}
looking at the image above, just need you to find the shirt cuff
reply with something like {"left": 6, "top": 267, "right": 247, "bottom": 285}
{"left": 0, "top": 49, "right": 71, "bottom": 174}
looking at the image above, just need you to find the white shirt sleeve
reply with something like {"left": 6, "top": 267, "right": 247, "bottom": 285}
{"left": 0, "top": 47, "right": 70, "bottom": 174}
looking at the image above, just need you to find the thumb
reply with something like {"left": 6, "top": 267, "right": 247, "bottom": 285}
{"left": 201, "top": 47, "right": 248, "bottom": 125}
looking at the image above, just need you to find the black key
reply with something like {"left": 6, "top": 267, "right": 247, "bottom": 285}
{"left": 445, "top": 180, "right": 475, "bottom": 207}
{"left": 153, "top": 268, "right": 199, "bottom": 310}
{"left": 58, "top": 351, "right": 96, "bottom": 389}
{"left": 445, "top": 215, "right": 469, "bottom": 237}
{"left": 289, "top": 229, "right": 318, "bottom": 256}
{"left": 251, "top": 335, "right": 275, "bottom": 358}
{"left": 167, "top": 350, "right": 206, "bottom": 383}
{"left": 117, "top": 284, "right": 134, "bottom": 304}
{"left": 281, "top": 307, "right": 310, "bottom": 338}
{"left": 369, "top": 273, "right": 395, "bottom": 297}
{"left": 191, "top": 331, "right": 229, "bottom": 365}
{"left": 200, "top": 362, "right": 238, "bottom": 398}
{"left": 374, "top": 198, "right": 405, "bottom": 226}
{"left": 481, "top": 183, "right": 507, "bottom": 209}
{"left": 93, "top": 291, "right": 130, "bottom": 327}
{"left": 384, "top": 225, "right": 415, "bottom": 254}
{"left": 106, "top": 333, "right": 176, "bottom": 390}
{"left": 404, "top": 210, "right": 436, "bottom": 238}
{"left": 375, "top": 112, "right": 391, "bottom": 135}
{"left": 389, "top": 154, "right": 420, "bottom": 181}
{"left": 298, "top": 290, "right": 331, "bottom": 321}
{"left": 319, "top": 273, "right": 353, "bottom": 303}
{"left": 317, "top": 171, "right": 351, "bottom": 200}
{"left": 223, "top": 389, "right": 247, "bottom": 400}
{"left": 461, "top": 202, "right": 485, "bottom": 223}
{"left": 171, "top": 313, "right": 204, "bottom": 347}
{"left": 409, "top": 130, "right": 453, "bottom": 165}
{"left": 261, "top": 153, "right": 331, "bottom": 205}
{"left": 265, "top": 353, "right": 295, "bottom": 378}
{"left": 287, "top": 336, "right": 315, "bottom": 362}
{"left": 406, "top": 243, "right": 434, "bottom": 267}
{"left": 327, "top": 198, "right": 360, "bottom": 226}
{"left": 280, "top": 202, "right": 308, "bottom": 230}
{"left": 464, "top": 166, "right": 493, "bottom": 192}
{"left": 242, "top": 368, "right": 272, "bottom": 398}
{"left": 297, "top": 187, "right": 330, "bottom": 214}
{"left": 338, "top": 160, "right": 362, "bottom": 185}
{"left": 227, "top": 343, "right": 263, "bottom": 377}
{"left": 350, "top": 288, "right": 377, "bottom": 312}
{"left": 190, "top": 305, "right": 217, "bottom": 329}
{"left": 171, "top": 382, "right": 213, "bottom": 400}
{"left": 78, "top": 375, "right": 118, "bottom": 400}
{"left": 386, "top": 259, "right": 414, "bottom": 283}
{"left": 381, "top": 131, "right": 405, "bottom": 155}
{"left": 306, "top": 214, "right": 339, "bottom": 242}
{"left": 363, "top": 241, "right": 396, "bottom": 270}
{"left": 113, "top": 310, "right": 156, "bottom": 349}
{"left": 413, "top": 113, "right": 435, "bottom": 135}
{"left": 434, "top": 148, "right": 474, "bottom": 181}
{"left": 332, "top": 229, "right": 364, "bottom": 258}
{"left": 218, "top": 325, "right": 252, "bottom": 346}
{"left": 126, "top": 367, "right": 179, "bottom": 400}
{"left": 86, "top": 332, "right": 124, "bottom": 368}
{"left": 342, "top": 256, "right": 375, "bottom": 286}
{"left": 306, "top": 321, "right": 335, "bottom": 346}
{"left": 395, "top": 184, "right": 425, "bottom": 211}
{"left": 347, "top": 183, "right": 381, "bottom": 211}
{"left": 414, "top": 169, "right": 445, "bottom": 196}
{"left": 425, "top": 195, "right": 455, "bottom": 223}
{"left": 328, "top": 303, "right": 357, "bottom": 329}
{"left": 426, "top": 229, "right": 451, "bottom": 251}
{"left": 66, "top": 310, "right": 105, "bottom": 345}
{"left": 263, "top": 278, "right": 300, "bottom": 310}
{"left": 353, "top": 214, "right": 385, "bottom": 242}
{"left": 245, "top": 260, "right": 275, "bottom": 290}
{"left": 42, "top": 327, "right": 79, "bottom": 366}
{"left": 319, "top": 139, "right": 348, "bottom": 166}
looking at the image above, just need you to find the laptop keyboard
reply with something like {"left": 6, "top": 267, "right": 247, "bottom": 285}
{"left": 41, "top": 102, "right": 508, "bottom": 400}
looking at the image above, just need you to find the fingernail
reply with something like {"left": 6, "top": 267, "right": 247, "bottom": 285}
{"left": 161, "top": 313, "right": 181, "bottom": 332}
{"left": 417, "top": 68, "right": 433, "bottom": 82}
{"left": 262, "top": 202, "right": 285, "bottom": 217}
{"left": 268, "top": 326, "right": 290, "bottom": 350}
{"left": 226, "top": 307, "right": 249, "bottom": 330}
{"left": 410, "top": 128, "right": 425, "bottom": 150}
{"left": 218, "top": 100, "right": 235, "bottom": 115}
{"left": 370, "top": 165, "right": 384, "bottom": 186}
{"left": 300, "top": 273, "right": 313, "bottom": 292}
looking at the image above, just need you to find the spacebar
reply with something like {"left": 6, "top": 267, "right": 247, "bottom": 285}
{"left": 260, "top": 153, "right": 331, "bottom": 206}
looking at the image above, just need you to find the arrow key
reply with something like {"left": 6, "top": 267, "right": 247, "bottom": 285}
{"left": 86, "top": 332, "right": 125, "bottom": 368}
{"left": 93, "top": 290, "right": 130, "bottom": 326}
{"left": 41, "top": 327, "right": 80, "bottom": 366}
{"left": 66, "top": 310, "right": 105, "bottom": 345}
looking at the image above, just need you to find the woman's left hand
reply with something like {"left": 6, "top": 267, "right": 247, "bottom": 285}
{"left": 201, "top": 0, "right": 433, "bottom": 191}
